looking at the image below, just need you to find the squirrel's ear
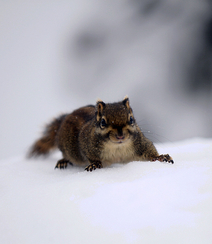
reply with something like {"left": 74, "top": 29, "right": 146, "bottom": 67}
{"left": 123, "top": 95, "right": 130, "bottom": 109}
{"left": 96, "top": 99, "right": 105, "bottom": 121}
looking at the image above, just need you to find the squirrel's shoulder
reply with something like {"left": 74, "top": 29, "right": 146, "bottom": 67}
{"left": 65, "top": 105, "right": 96, "bottom": 122}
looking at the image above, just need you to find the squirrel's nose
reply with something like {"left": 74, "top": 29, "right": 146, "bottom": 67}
{"left": 116, "top": 135, "right": 125, "bottom": 140}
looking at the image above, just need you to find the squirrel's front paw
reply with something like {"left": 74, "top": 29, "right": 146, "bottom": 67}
{"left": 153, "top": 154, "right": 174, "bottom": 164}
{"left": 85, "top": 162, "right": 103, "bottom": 172}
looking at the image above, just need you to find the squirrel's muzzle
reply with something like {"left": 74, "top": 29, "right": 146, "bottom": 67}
{"left": 116, "top": 135, "right": 125, "bottom": 140}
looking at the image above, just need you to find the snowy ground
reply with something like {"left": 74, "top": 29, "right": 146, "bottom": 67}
{"left": 1, "top": 138, "right": 211, "bottom": 244}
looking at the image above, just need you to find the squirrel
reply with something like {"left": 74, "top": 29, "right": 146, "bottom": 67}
{"left": 28, "top": 96, "right": 174, "bottom": 171}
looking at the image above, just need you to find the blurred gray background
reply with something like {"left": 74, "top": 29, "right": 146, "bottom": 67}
{"left": 1, "top": 0, "right": 212, "bottom": 159}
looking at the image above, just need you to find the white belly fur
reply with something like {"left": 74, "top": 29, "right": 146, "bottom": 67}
{"left": 100, "top": 140, "right": 135, "bottom": 167}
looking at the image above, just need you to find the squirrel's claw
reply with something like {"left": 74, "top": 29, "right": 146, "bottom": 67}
{"left": 85, "top": 162, "right": 103, "bottom": 172}
{"left": 153, "top": 154, "right": 174, "bottom": 164}
{"left": 55, "top": 159, "right": 72, "bottom": 169}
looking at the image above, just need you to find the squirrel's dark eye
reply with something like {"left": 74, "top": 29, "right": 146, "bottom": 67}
{"left": 100, "top": 118, "right": 107, "bottom": 128}
{"left": 129, "top": 116, "right": 134, "bottom": 125}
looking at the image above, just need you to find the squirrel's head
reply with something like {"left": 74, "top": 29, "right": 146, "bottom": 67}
{"left": 95, "top": 96, "right": 137, "bottom": 144}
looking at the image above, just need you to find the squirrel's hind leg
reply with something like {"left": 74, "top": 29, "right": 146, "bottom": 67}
{"left": 55, "top": 158, "right": 73, "bottom": 169}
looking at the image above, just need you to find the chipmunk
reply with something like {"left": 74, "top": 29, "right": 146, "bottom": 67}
{"left": 29, "top": 96, "right": 174, "bottom": 171}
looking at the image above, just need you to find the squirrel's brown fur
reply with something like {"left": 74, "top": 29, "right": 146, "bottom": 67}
{"left": 29, "top": 97, "right": 174, "bottom": 171}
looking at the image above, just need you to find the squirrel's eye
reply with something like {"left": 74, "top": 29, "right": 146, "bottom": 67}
{"left": 100, "top": 118, "right": 107, "bottom": 128}
{"left": 129, "top": 116, "right": 134, "bottom": 125}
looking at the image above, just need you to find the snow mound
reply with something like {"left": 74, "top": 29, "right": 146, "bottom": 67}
{"left": 0, "top": 138, "right": 211, "bottom": 244}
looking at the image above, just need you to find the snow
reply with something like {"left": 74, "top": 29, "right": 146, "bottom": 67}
{"left": 1, "top": 1, "right": 212, "bottom": 243}
{"left": 1, "top": 138, "right": 212, "bottom": 244}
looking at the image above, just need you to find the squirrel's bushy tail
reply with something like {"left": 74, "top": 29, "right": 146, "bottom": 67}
{"left": 28, "top": 114, "right": 66, "bottom": 157}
